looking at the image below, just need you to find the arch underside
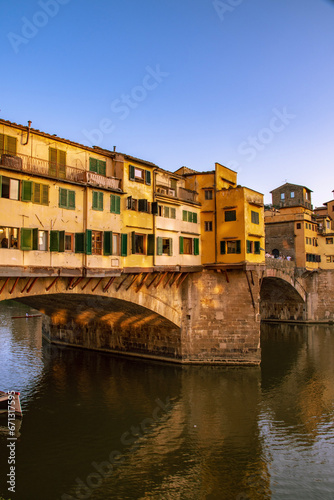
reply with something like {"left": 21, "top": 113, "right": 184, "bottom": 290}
{"left": 260, "top": 277, "right": 305, "bottom": 321}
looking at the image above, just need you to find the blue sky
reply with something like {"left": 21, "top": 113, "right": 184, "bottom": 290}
{"left": 1, "top": 0, "right": 333, "bottom": 207}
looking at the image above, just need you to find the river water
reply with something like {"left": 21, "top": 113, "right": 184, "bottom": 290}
{"left": 0, "top": 300, "right": 334, "bottom": 500}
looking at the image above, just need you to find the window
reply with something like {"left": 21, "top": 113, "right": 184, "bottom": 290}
{"left": 326, "top": 256, "right": 334, "bottom": 263}
{"left": 132, "top": 233, "right": 145, "bottom": 254}
{"left": 65, "top": 233, "right": 74, "bottom": 252}
{"left": 179, "top": 237, "right": 199, "bottom": 255}
{"left": 205, "top": 190, "right": 213, "bottom": 200}
{"left": 92, "top": 231, "right": 103, "bottom": 255}
{"left": 50, "top": 230, "right": 65, "bottom": 252}
{"left": 92, "top": 191, "right": 103, "bottom": 211}
{"left": 290, "top": 191, "right": 295, "bottom": 198}
{"left": 89, "top": 158, "right": 106, "bottom": 176}
{"left": 157, "top": 237, "right": 173, "bottom": 256}
{"left": 280, "top": 193, "right": 285, "bottom": 200}
{"left": 182, "top": 210, "right": 197, "bottom": 223}
{"left": 138, "top": 199, "right": 149, "bottom": 213}
{"left": 183, "top": 237, "right": 192, "bottom": 255}
{"left": 129, "top": 165, "right": 151, "bottom": 185}
{"left": 251, "top": 211, "right": 259, "bottom": 225}
{"left": 220, "top": 240, "right": 241, "bottom": 254}
{"left": 296, "top": 223, "right": 301, "bottom": 229}
{"left": 327, "top": 221, "right": 330, "bottom": 229}
{"left": 224, "top": 210, "right": 236, "bottom": 222}
{"left": 170, "top": 207, "right": 176, "bottom": 219}
{"left": 205, "top": 221, "right": 213, "bottom": 231}
{"left": 112, "top": 233, "right": 120, "bottom": 256}
{"left": 59, "top": 188, "right": 75, "bottom": 209}
{"left": 49, "top": 148, "right": 66, "bottom": 178}
{"left": 246, "top": 241, "right": 253, "bottom": 253}
{"left": 0, "top": 227, "right": 19, "bottom": 249}
{"left": 0, "top": 176, "right": 19, "bottom": 200}
{"left": 127, "top": 196, "right": 137, "bottom": 211}
{"left": 164, "top": 206, "right": 170, "bottom": 218}
{"left": 110, "top": 194, "right": 121, "bottom": 214}
{"left": 38, "top": 230, "right": 48, "bottom": 251}
{"left": 21, "top": 181, "right": 49, "bottom": 205}
{"left": 0, "top": 134, "right": 17, "bottom": 155}
{"left": 326, "top": 238, "right": 333, "bottom": 244}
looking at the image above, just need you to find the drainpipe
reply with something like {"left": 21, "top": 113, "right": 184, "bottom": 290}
{"left": 23, "top": 121, "right": 32, "bottom": 145}
{"left": 214, "top": 167, "right": 217, "bottom": 263}
{"left": 153, "top": 169, "right": 157, "bottom": 268}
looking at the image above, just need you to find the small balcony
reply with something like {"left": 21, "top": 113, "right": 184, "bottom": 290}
{"left": 155, "top": 183, "right": 198, "bottom": 203}
{"left": 0, "top": 152, "right": 122, "bottom": 191}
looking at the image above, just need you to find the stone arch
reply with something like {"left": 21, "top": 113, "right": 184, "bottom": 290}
{"left": 260, "top": 275, "right": 306, "bottom": 321}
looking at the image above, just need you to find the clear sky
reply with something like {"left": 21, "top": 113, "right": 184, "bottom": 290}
{"left": 1, "top": 0, "right": 333, "bottom": 207}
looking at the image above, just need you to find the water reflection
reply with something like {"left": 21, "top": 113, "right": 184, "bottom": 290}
{"left": 0, "top": 302, "right": 333, "bottom": 500}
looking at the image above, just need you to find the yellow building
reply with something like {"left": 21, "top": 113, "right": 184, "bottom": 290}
{"left": 176, "top": 163, "right": 265, "bottom": 267}
{"left": 314, "top": 195, "right": 334, "bottom": 269}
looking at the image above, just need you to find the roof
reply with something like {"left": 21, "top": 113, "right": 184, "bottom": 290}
{"left": 270, "top": 182, "right": 313, "bottom": 193}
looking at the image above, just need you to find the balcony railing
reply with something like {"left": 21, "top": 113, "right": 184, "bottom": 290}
{"left": 0, "top": 152, "right": 122, "bottom": 191}
{"left": 155, "top": 183, "right": 197, "bottom": 203}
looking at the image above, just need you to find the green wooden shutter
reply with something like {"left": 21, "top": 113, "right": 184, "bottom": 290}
{"left": 20, "top": 228, "right": 32, "bottom": 250}
{"left": 145, "top": 170, "right": 151, "bottom": 185}
{"left": 32, "top": 228, "right": 38, "bottom": 250}
{"left": 147, "top": 234, "right": 154, "bottom": 255}
{"left": 59, "top": 231, "right": 65, "bottom": 252}
{"left": 21, "top": 180, "right": 33, "bottom": 201}
{"left": 92, "top": 191, "right": 98, "bottom": 209}
{"left": 49, "top": 148, "right": 57, "bottom": 176}
{"left": 129, "top": 165, "right": 135, "bottom": 180}
{"left": 254, "top": 241, "right": 260, "bottom": 254}
{"left": 98, "top": 192, "right": 103, "bottom": 210}
{"left": 192, "top": 212, "right": 197, "bottom": 223}
{"left": 50, "top": 231, "right": 59, "bottom": 252}
{"left": 236, "top": 240, "right": 241, "bottom": 254}
{"left": 110, "top": 194, "right": 116, "bottom": 213}
{"left": 58, "top": 150, "right": 66, "bottom": 178}
{"left": 0, "top": 134, "right": 4, "bottom": 153}
{"left": 194, "top": 238, "right": 199, "bottom": 255}
{"left": 85, "top": 229, "right": 92, "bottom": 255}
{"left": 179, "top": 236, "right": 184, "bottom": 255}
{"left": 171, "top": 208, "right": 176, "bottom": 219}
{"left": 246, "top": 240, "right": 251, "bottom": 254}
{"left": 75, "top": 233, "right": 85, "bottom": 253}
{"left": 157, "top": 237, "right": 163, "bottom": 256}
{"left": 169, "top": 238, "right": 173, "bottom": 256}
{"left": 97, "top": 160, "right": 106, "bottom": 176}
{"left": 41, "top": 185, "right": 49, "bottom": 205}
{"left": 89, "top": 158, "right": 98, "bottom": 173}
{"left": 103, "top": 231, "right": 112, "bottom": 255}
{"left": 182, "top": 210, "right": 187, "bottom": 221}
{"left": 33, "top": 183, "right": 41, "bottom": 204}
{"left": 68, "top": 190, "right": 75, "bottom": 209}
{"left": 188, "top": 212, "right": 193, "bottom": 223}
{"left": 7, "top": 136, "right": 17, "bottom": 155}
{"left": 220, "top": 241, "right": 226, "bottom": 255}
{"left": 92, "top": 191, "right": 103, "bottom": 210}
{"left": 59, "top": 188, "right": 67, "bottom": 208}
{"left": 131, "top": 231, "right": 136, "bottom": 254}
{"left": 115, "top": 195, "right": 120, "bottom": 214}
{"left": 121, "top": 233, "right": 128, "bottom": 256}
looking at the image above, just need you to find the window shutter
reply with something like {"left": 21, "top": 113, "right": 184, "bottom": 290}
{"left": 179, "top": 236, "right": 184, "bottom": 255}
{"left": 20, "top": 228, "right": 32, "bottom": 250}
{"left": 131, "top": 231, "right": 136, "bottom": 254}
{"left": 59, "top": 188, "right": 67, "bottom": 208}
{"left": 147, "top": 234, "right": 154, "bottom": 255}
{"left": 21, "top": 180, "right": 33, "bottom": 202}
{"left": 127, "top": 196, "right": 132, "bottom": 209}
{"left": 145, "top": 170, "right": 151, "bottom": 185}
{"left": 152, "top": 202, "right": 158, "bottom": 215}
{"left": 115, "top": 195, "right": 120, "bottom": 214}
{"left": 121, "top": 233, "right": 128, "bottom": 256}
{"left": 187, "top": 211, "right": 193, "bottom": 223}
{"left": 170, "top": 208, "right": 176, "bottom": 219}
{"left": 0, "top": 134, "right": 4, "bottom": 153}
{"left": 97, "top": 160, "right": 106, "bottom": 176}
{"left": 182, "top": 210, "right": 187, "bottom": 221}
{"left": 49, "top": 148, "right": 57, "bottom": 176}
{"left": 33, "top": 183, "right": 41, "bottom": 204}
{"left": 98, "top": 192, "right": 103, "bottom": 210}
{"left": 103, "top": 231, "right": 112, "bottom": 255}
{"left": 89, "top": 158, "right": 98, "bottom": 173}
{"left": 194, "top": 238, "right": 199, "bottom": 255}
{"left": 236, "top": 240, "right": 241, "bottom": 254}
{"left": 157, "top": 237, "right": 163, "bottom": 256}
{"left": 129, "top": 165, "right": 135, "bottom": 180}
{"left": 169, "top": 238, "right": 173, "bottom": 256}
{"left": 68, "top": 190, "right": 75, "bottom": 209}
{"left": 85, "top": 229, "right": 92, "bottom": 255}
{"left": 110, "top": 194, "right": 116, "bottom": 213}
{"left": 41, "top": 185, "right": 49, "bottom": 205}
{"left": 220, "top": 241, "right": 226, "bottom": 255}
{"left": 164, "top": 206, "right": 169, "bottom": 218}
{"left": 59, "top": 231, "right": 65, "bottom": 252}
{"left": 58, "top": 150, "right": 66, "bottom": 178}
{"left": 246, "top": 240, "right": 251, "bottom": 254}
{"left": 50, "top": 231, "right": 59, "bottom": 252}
{"left": 192, "top": 212, "right": 197, "bottom": 223}
{"left": 92, "top": 191, "right": 98, "bottom": 209}
{"left": 7, "top": 136, "right": 17, "bottom": 155}
{"left": 32, "top": 228, "right": 38, "bottom": 250}
{"left": 75, "top": 233, "right": 85, "bottom": 253}
{"left": 254, "top": 241, "right": 260, "bottom": 254}
{"left": 138, "top": 199, "right": 148, "bottom": 212}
